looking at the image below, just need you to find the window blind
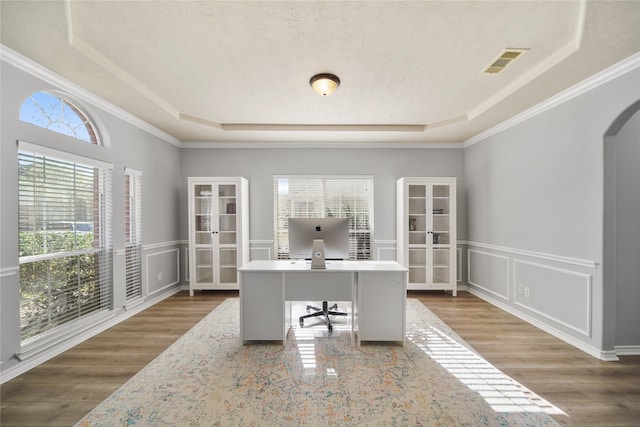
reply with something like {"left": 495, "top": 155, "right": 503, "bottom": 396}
{"left": 274, "top": 176, "right": 372, "bottom": 260}
{"left": 18, "top": 141, "right": 113, "bottom": 341}
{"left": 125, "top": 168, "right": 142, "bottom": 302}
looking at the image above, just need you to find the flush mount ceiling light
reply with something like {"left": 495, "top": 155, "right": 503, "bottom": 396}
{"left": 309, "top": 73, "right": 340, "bottom": 96}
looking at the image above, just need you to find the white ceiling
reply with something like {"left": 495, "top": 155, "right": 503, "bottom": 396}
{"left": 2, "top": 1, "right": 639, "bottom": 145}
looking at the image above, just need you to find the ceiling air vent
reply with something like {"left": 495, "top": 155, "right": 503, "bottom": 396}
{"left": 482, "top": 48, "right": 529, "bottom": 74}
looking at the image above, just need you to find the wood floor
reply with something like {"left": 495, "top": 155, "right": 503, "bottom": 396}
{"left": 2, "top": 290, "right": 639, "bottom": 426}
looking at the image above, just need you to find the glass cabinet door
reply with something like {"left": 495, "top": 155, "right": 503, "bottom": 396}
{"left": 408, "top": 185, "right": 427, "bottom": 285}
{"left": 217, "top": 184, "right": 238, "bottom": 285}
{"left": 431, "top": 184, "right": 451, "bottom": 285}
{"left": 195, "top": 248, "right": 214, "bottom": 284}
{"left": 194, "top": 184, "right": 214, "bottom": 284}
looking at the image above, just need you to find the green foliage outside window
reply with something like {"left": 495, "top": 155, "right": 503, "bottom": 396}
{"left": 19, "top": 231, "right": 102, "bottom": 340}
{"left": 19, "top": 229, "right": 95, "bottom": 257}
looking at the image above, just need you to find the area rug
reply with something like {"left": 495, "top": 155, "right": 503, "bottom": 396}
{"left": 76, "top": 298, "right": 560, "bottom": 426}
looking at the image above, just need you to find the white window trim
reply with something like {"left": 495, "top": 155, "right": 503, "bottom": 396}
{"left": 18, "top": 139, "right": 114, "bottom": 346}
{"left": 18, "top": 140, "right": 113, "bottom": 171}
{"left": 124, "top": 167, "right": 143, "bottom": 304}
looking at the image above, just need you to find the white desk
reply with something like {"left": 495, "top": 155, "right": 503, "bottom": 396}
{"left": 238, "top": 260, "right": 408, "bottom": 345}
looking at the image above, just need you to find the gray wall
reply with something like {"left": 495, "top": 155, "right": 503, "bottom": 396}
{"left": 464, "top": 67, "right": 640, "bottom": 358}
{"left": 0, "top": 60, "right": 183, "bottom": 376}
{"left": 179, "top": 147, "right": 466, "bottom": 256}
{"left": 609, "top": 109, "right": 640, "bottom": 347}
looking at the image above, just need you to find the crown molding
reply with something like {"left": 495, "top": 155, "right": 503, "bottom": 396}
{"left": 181, "top": 141, "right": 464, "bottom": 149}
{"left": 464, "top": 51, "right": 640, "bottom": 148}
{"left": 0, "top": 44, "right": 182, "bottom": 148}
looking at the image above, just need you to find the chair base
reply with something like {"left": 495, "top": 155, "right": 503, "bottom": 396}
{"left": 299, "top": 301, "right": 347, "bottom": 334}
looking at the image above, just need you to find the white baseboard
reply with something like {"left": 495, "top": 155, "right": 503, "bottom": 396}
{"left": 615, "top": 345, "right": 640, "bottom": 356}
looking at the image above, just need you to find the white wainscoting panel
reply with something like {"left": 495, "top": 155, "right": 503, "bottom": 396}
{"left": 183, "top": 247, "right": 189, "bottom": 282}
{"left": 467, "top": 249, "right": 510, "bottom": 301}
{"left": 250, "top": 240, "right": 274, "bottom": 261}
{"left": 457, "top": 247, "right": 463, "bottom": 283}
{"left": 514, "top": 259, "right": 592, "bottom": 336}
{"left": 145, "top": 248, "right": 180, "bottom": 295}
{"left": 374, "top": 240, "right": 397, "bottom": 261}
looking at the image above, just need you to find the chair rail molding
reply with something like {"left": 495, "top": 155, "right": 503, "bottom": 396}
{"left": 461, "top": 241, "right": 598, "bottom": 269}
{"left": 142, "top": 240, "right": 184, "bottom": 252}
{"left": 0, "top": 267, "right": 19, "bottom": 278}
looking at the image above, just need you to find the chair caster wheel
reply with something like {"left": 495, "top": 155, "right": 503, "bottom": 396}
{"left": 328, "top": 324, "right": 333, "bottom": 334}
{"left": 299, "top": 318, "right": 304, "bottom": 327}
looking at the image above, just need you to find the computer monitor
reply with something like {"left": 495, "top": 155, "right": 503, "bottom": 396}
{"left": 288, "top": 218, "right": 350, "bottom": 266}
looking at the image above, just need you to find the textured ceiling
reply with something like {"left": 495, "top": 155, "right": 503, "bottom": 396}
{"left": 1, "top": 1, "right": 639, "bottom": 144}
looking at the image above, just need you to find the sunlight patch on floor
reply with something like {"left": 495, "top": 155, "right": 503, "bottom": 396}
{"left": 290, "top": 301, "right": 350, "bottom": 377}
{"left": 407, "top": 325, "right": 567, "bottom": 416}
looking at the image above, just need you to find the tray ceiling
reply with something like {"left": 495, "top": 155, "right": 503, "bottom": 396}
{"left": 1, "top": 1, "right": 639, "bottom": 144}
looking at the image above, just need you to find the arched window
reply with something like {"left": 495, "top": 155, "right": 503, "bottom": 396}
{"left": 19, "top": 91, "right": 100, "bottom": 145}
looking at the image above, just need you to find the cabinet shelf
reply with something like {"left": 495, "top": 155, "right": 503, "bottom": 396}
{"left": 196, "top": 264, "right": 213, "bottom": 268}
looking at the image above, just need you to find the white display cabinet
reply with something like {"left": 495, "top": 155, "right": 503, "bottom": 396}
{"left": 188, "top": 177, "right": 249, "bottom": 294}
{"left": 396, "top": 177, "right": 457, "bottom": 295}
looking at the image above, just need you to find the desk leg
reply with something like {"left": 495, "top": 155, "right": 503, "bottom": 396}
{"left": 353, "top": 273, "right": 359, "bottom": 347}
{"left": 284, "top": 299, "right": 291, "bottom": 346}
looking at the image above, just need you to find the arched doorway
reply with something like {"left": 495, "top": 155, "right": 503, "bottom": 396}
{"left": 603, "top": 100, "right": 640, "bottom": 355}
